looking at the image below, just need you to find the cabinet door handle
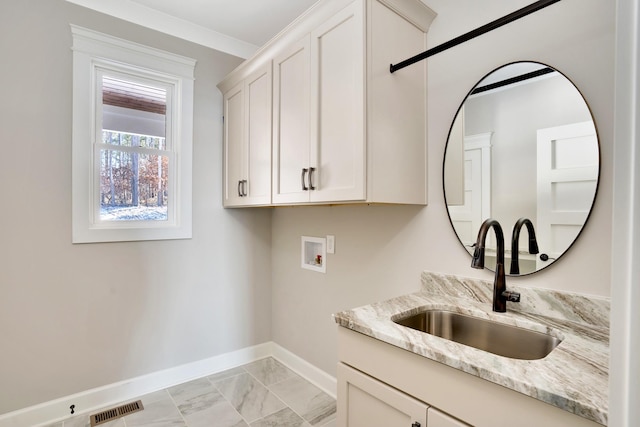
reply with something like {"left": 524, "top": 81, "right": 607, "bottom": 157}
{"left": 308, "top": 167, "right": 316, "bottom": 190}
{"left": 237, "top": 180, "right": 243, "bottom": 197}
{"left": 411, "top": 423, "right": 421, "bottom": 427}
{"left": 242, "top": 180, "right": 247, "bottom": 197}
{"left": 301, "top": 168, "right": 309, "bottom": 191}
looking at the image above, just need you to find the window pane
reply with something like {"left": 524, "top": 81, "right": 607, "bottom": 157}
{"left": 102, "top": 75, "right": 167, "bottom": 142}
{"left": 102, "top": 130, "right": 166, "bottom": 150}
{"left": 100, "top": 148, "right": 169, "bottom": 221}
{"left": 99, "top": 74, "right": 169, "bottom": 221}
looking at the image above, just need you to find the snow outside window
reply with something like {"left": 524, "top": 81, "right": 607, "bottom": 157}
{"left": 71, "top": 26, "right": 196, "bottom": 243}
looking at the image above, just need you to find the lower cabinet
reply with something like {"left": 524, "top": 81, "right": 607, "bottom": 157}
{"left": 337, "top": 327, "right": 602, "bottom": 427}
{"left": 428, "top": 408, "right": 471, "bottom": 427}
{"left": 338, "top": 363, "right": 470, "bottom": 427}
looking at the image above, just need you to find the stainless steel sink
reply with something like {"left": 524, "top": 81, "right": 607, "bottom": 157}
{"left": 393, "top": 310, "right": 561, "bottom": 360}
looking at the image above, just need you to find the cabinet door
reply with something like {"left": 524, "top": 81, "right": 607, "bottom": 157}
{"left": 222, "top": 82, "right": 245, "bottom": 206}
{"left": 272, "top": 36, "right": 311, "bottom": 204}
{"left": 244, "top": 64, "right": 272, "bottom": 205}
{"left": 310, "top": 2, "right": 365, "bottom": 202}
{"left": 338, "top": 363, "right": 427, "bottom": 427}
{"left": 428, "top": 408, "right": 471, "bottom": 427}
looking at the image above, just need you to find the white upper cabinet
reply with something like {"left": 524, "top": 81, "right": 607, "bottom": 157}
{"left": 272, "top": 36, "right": 312, "bottom": 204}
{"left": 218, "top": 0, "right": 436, "bottom": 207}
{"left": 221, "top": 64, "right": 272, "bottom": 207}
{"left": 365, "top": 0, "right": 434, "bottom": 204}
{"left": 273, "top": 2, "right": 365, "bottom": 204}
{"left": 308, "top": 2, "right": 365, "bottom": 203}
{"left": 222, "top": 81, "right": 245, "bottom": 206}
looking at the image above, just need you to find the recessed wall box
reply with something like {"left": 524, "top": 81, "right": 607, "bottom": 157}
{"left": 301, "top": 236, "right": 326, "bottom": 273}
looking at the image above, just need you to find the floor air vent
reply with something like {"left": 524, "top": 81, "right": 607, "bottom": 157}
{"left": 90, "top": 400, "right": 144, "bottom": 426}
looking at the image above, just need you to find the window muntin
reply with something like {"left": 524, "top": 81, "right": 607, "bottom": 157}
{"left": 102, "top": 130, "right": 166, "bottom": 150}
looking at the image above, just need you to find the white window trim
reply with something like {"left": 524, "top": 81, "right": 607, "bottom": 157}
{"left": 71, "top": 25, "right": 196, "bottom": 243}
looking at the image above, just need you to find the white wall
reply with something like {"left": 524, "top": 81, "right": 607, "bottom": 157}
{"left": 271, "top": 0, "right": 615, "bottom": 377}
{"left": 0, "top": 0, "right": 273, "bottom": 414}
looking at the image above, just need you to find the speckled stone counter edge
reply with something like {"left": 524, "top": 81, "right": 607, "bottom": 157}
{"left": 334, "top": 271, "right": 610, "bottom": 425}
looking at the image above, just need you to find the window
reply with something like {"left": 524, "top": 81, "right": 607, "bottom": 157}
{"left": 99, "top": 74, "right": 170, "bottom": 222}
{"left": 71, "top": 25, "right": 196, "bottom": 243}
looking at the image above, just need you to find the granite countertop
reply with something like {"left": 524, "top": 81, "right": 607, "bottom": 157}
{"left": 333, "top": 272, "right": 610, "bottom": 426}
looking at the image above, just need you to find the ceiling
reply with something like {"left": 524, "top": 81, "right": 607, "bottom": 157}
{"left": 67, "top": 0, "right": 320, "bottom": 58}
{"left": 128, "top": 0, "right": 320, "bottom": 46}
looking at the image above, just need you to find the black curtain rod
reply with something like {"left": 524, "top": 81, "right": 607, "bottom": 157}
{"left": 389, "top": 0, "right": 562, "bottom": 73}
{"left": 471, "top": 66, "right": 556, "bottom": 95}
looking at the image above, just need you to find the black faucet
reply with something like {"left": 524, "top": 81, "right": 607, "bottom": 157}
{"left": 510, "top": 218, "right": 540, "bottom": 275}
{"left": 471, "top": 218, "right": 521, "bottom": 312}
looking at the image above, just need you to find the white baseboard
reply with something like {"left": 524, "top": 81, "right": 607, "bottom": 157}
{"left": 271, "top": 343, "right": 337, "bottom": 399}
{"left": 0, "top": 342, "right": 336, "bottom": 427}
{"left": 0, "top": 342, "right": 272, "bottom": 427}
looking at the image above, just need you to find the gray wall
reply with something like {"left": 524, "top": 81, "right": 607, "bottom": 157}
{"left": 271, "top": 0, "right": 615, "bottom": 377}
{"left": 0, "top": 0, "right": 273, "bottom": 414}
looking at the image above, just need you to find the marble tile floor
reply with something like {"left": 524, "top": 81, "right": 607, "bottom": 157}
{"left": 44, "top": 357, "right": 336, "bottom": 427}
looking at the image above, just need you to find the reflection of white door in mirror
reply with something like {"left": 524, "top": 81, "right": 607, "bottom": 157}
{"left": 448, "top": 133, "right": 492, "bottom": 249}
{"left": 536, "top": 121, "right": 599, "bottom": 270}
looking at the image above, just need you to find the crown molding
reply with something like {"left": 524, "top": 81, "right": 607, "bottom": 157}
{"left": 66, "top": 0, "right": 259, "bottom": 59}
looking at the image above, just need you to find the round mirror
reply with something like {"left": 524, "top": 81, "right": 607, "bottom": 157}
{"left": 444, "top": 62, "right": 600, "bottom": 276}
